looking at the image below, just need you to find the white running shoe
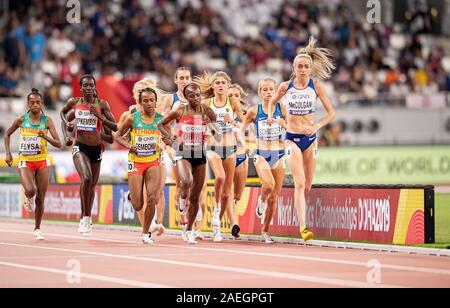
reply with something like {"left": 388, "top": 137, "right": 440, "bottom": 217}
{"left": 78, "top": 217, "right": 91, "bottom": 235}
{"left": 78, "top": 218, "right": 87, "bottom": 233}
{"left": 34, "top": 229, "right": 45, "bottom": 241}
{"left": 181, "top": 224, "right": 188, "bottom": 242}
{"left": 256, "top": 196, "right": 267, "bottom": 220}
{"left": 142, "top": 233, "right": 154, "bottom": 245}
{"left": 186, "top": 230, "right": 197, "bottom": 245}
{"left": 23, "top": 197, "right": 33, "bottom": 213}
{"left": 83, "top": 217, "right": 92, "bottom": 235}
{"left": 212, "top": 226, "right": 223, "bottom": 243}
{"left": 262, "top": 232, "right": 275, "bottom": 244}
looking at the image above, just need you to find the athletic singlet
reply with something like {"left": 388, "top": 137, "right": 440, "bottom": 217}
{"left": 74, "top": 99, "right": 103, "bottom": 134}
{"left": 284, "top": 79, "right": 317, "bottom": 116}
{"left": 177, "top": 105, "right": 207, "bottom": 149}
{"left": 128, "top": 112, "right": 162, "bottom": 163}
{"left": 18, "top": 113, "right": 49, "bottom": 162}
{"left": 209, "top": 96, "right": 235, "bottom": 134}
{"left": 255, "top": 103, "right": 284, "bottom": 142}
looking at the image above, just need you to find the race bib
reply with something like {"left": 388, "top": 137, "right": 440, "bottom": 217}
{"left": 259, "top": 120, "right": 282, "bottom": 141}
{"left": 76, "top": 110, "right": 98, "bottom": 132}
{"left": 18, "top": 161, "right": 27, "bottom": 169}
{"left": 72, "top": 146, "right": 80, "bottom": 156}
{"left": 127, "top": 162, "right": 136, "bottom": 172}
{"left": 216, "top": 113, "right": 233, "bottom": 134}
{"left": 181, "top": 124, "right": 205, "bottom": 147}
{"left": 19, "top": 136, "right": 41, "bottom": 156}
{"left": 286, "top": 146, "right": 292, "bottom": 157}
{"left": 135, "top": 136, "right": 157, "bottom": 157}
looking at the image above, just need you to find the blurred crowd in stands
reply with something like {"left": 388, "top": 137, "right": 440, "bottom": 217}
{"left": 1, "top": 0, "right": 450, "bottom": 110}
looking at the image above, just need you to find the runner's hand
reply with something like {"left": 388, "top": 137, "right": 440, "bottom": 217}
{"left": 277, "top": 118, "right": 287, "bottom": 128}
{"left": 302, "top": 125, "right": 318, "bottom": 137}
{"left": 38, "top": 130, "right": 46, "bottom": 139}
{"left": 224, "top": 115, "right": 234, "bottom": 125}
{"left": 129, "top": 145, "right": 137, "bottom": 154}
{"left": 5, "top": 153, "right": 13, "bottom": 167}
{"left": 67, "top": 122, "right": 75, "bottom": 133}
{"left": 90, "top": 106, "right": 102, "bottom": 119}
{"left": 65, "top": 138, "right": 73, "bottom": 147}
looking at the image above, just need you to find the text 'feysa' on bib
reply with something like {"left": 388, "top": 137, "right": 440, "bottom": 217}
{"left": 19, "top": 136, "right": 41, "bottom": 156}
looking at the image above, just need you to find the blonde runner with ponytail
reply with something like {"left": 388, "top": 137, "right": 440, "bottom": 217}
{"left": 194, "top": 70, "right": 245, "bottom": 242}
{"left": 293, "top": 36, "right": 335, "bottom": 80}
{"left": 266, "top": 36, "right": 336, "bottom": 243}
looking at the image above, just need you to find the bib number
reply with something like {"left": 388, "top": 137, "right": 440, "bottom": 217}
{"left": 128, "top": 162, "right": 135, "bottom": 172}
{"left": 72, "top": 146, "right": 80, "bottom": 156}
{"left": 19, "top": 136, "right": 41, "bottom": 156}
{"left": 135, "top": 136, "right": 157, "bottom": 157}
{"left": 76, "top": 110, "right": 98, "bottom": 132}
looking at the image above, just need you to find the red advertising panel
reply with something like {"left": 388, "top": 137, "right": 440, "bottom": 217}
{"left": 22, "top": 185, "right": 103, "bottom": 222}
{"left": 239, "top": 186, "right": 424, "bottom": 244}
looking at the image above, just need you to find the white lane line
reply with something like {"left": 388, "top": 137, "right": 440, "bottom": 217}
{"left": 0, "top": 260, "right": 173, "bottom": 288}
{"left": 1, "top": 229, "right": 448, "bottom": 277}
{"left": 0, "top": 241, "right": 402, "bottom": 288}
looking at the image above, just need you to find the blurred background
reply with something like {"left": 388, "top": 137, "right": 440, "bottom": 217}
{"left": 0, "top": 0, "right": 449, "bottom": 242}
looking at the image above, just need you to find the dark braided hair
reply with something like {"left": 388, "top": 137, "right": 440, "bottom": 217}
{"left": 79, "top": 74, "right": 96, "bottom": 87}
{"left": 138, "top": 87, "right": 158, "bottom": 103}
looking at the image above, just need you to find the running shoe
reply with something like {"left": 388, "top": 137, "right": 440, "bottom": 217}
{"left": 142, "top": 233, "right": 154, "bottom": 245}
{"left": 231, "top": 224, "right": 241, "bottom": 239}
{"left": 34, "top": 229, "right": 45, "bottom": 241}
{"left": 300, "top": 226, "right": 314, "bottom": 242}
{"left": 262, "top": 232, "right": 275, "bottom": 244}
{"left": 83, "top": 217, "right": 92, "bottom": 235}
{"left": 186, "top": 230, "right": 197, "bottom": 245}
{"left": 78, "top": 218, "right": 87, "bottom": 233}
{"left": 212, "top": 225, "right": 223, "bottom": 243}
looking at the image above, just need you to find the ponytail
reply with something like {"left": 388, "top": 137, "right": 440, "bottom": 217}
{"left": 194, "top": 71, "right": 232, "bottom": 99}
{"left": 228, "top": 83, "right": 249, "bottom": 106}
{"left": 293, "top": 37, "right": 335, "bottom": 80}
